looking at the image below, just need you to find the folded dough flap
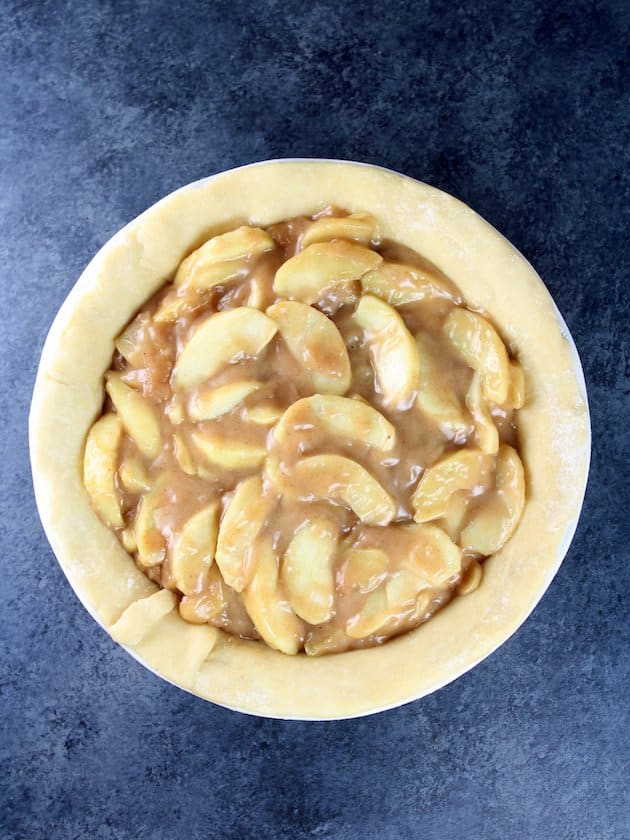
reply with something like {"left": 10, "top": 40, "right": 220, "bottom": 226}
{"left": 109, "top": 589, "right": 219, "bottom": 688}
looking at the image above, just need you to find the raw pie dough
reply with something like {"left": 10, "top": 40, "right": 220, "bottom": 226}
{"left": 30, "top": 161, "right": 590, "bottom": 718}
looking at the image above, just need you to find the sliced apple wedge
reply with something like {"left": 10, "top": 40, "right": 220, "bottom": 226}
{"left": 173, "top": 307, "right": 277, "bottom": 390}
{"left": 280, "top": 518, "right": 337, "bottom": 624}
{"left": 345, "top": 587, "right": 389, "bottom": 638}
{"left": 244, "top": 403, "right": 284, "bottom": 426}
{"left": 386, "top": 572, "right": 433, "bottom": 624}
{"left": 215, "top": 476, "right": 276, "bottom": 591}
{"left": 83, "top": 413, "right": 123, "bottom": 528}
{"left": 188, "top": 380, "right": 263, "bottom": 421}
{"left": 339, "top": 547, "right": 389, "bottom": 594}
{"left": 170, "top": 502, "right": 220, "bottom": 596}
{"left": 361, "top": 261, "right": 459, "bottom": 305}
{"left": 191, "top": 431, "right": 266, "bottom": 471}
{"left": 175, "top": 258, "right": 249, "bottom": 294}
{"left": 165, "top": 399, "right": 185, "bottom": 425}
{"left": 307, "top": 394, "right": 396, "bottom": 451}
{"left": 291, "top": 455, "right": 397, "bottom": 525}
{"left": 273, "top": 240, "right": 381, "bottom": 306}
{"left": 246, "top": 274, "right": 272, "bottom": 310}
{"left": 118, "top": 456, "right": 150, "bottom": 494}
{"left": 353, "top": 294, "right": 420, "bottom": 410}
{"left": 444, "top": 308, "right": 510, "bottom": 404}
{"left": 460, "top": 444, "right": 525, "bottom": 555}
{"left": 273, "top": 395, "right": 396, "bottom": 455}
{"left": 121, "top": 528, "right": 137, "bottom": 553}
{"left": 304, "top": 624, "right": 352, "bottom": 656}
{"left": 135, "top": 475, "right": 171, "bottom": 567}
{"left": 154, "top": 262, "right": 248, "bottom": 322}
{"left": 267, "top": 301, "right": 351, "bottom": 395}
{"left": 114, "top": 313, "right": 151, "bottom": 364}
{"left": 415, "top": 332, "right": 471, "bottom": 437}
{"left": 506, "top": 361, "right": 525, "bottom": 409}
{"left": 466, "top": 373, "right": 499, "bottom": 455}
{"left": 242, "top": 536, "right": 304, "bottom": 655}
{"left": 399, "top": 524, "right": 462, "bottom": 586}
{"left": 301, "top": 212, "right": 378, "bottom": 248}
{"left": 346, "top": 568, "right": 434, "bottom": 640}
{"left": 105, "top": 374, "right": 161, "bottom": 459}
{"left": 412, "top": 448, "right": 494, "bottom": 523}
{"left": 178, "top": 564, "right": 228, "bottom": 624}
{"left": 458, "top": 559, "right": 483, "bottom": 595}
{"left": 174, "top": 226, "right": 275, "bottom": 290}
{"left": 153, "top": 289, "right": 196, "bottom": 324}
{"left": 173, "top": 433, "right": 197, "bottom": 475}
{"left": 439, "top": 491, "right": 470, "bottom": 542}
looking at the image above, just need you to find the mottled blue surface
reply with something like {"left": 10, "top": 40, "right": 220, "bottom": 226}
{"left": 1, "top": 1, "right": 628, "bottom": 838}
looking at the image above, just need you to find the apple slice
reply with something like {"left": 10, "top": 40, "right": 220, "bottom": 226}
{"left": 114, "top": 313, "right": 151, "bottom": 364}
{"left": 280, "top": 518, "right": 337, "bottom": 624}
{"left": 191, "top": 431, "right": 266, "bottom": 471}
{"left": 121, "top": 528, "right": 137, "bottom": 553}
{"left": 301, "top": 212, "right": 378, "bottom": 248}
{"left": 273, "top": 395, "right": 396, "bottom": 454}
{"left": 361, "top": 261, "right": 459, "bottom": 305}
{"left": 118, "top": 456, "right": 150, "bottom": 494}
{"left": 353, "top": 294, "right": 420, "bottom": 410}
{"left": 460, "top": 444, "right": 525, "bottom": 555}
{"left": 291, "top": 455, "right": 397, "bottom": 525}
{"left": 105, "top": 374, "right": 162, "bottom": 459}
{"left": 438, "top": 491, "right": 470, "bottom": 543}
{"left": 398, "top": 524, "right": 462, "bottom": 586}
{"left": 179, "top": 564, "right": 229, "bottom": 624}
{"left": 385, "top": 570, "right": 430, "bottom": 614}
{"left": 267, "top": 301, "right": 351, "bottom": 395}
{"left": 154, "top": 262, "right": 249, "bottom": 324}
{"left": 415, "top": 332, "right": 471, "bottom": 438}
{"left": 506, "top": 361, "right": 525, "bottom": 409}
{"left": 273, "top": 240, "right": 382, "bottom": 306}
{"left": 135, "top": 475, "right": 171, "bottom": 567}
{"left": 173, "top": 307, "right": 277, "bottom": 390}
{"left": 308, "top": 394, "right": 396, "bottom": 451}
{"left": 188, "top": 380, "right": 263, "bottom": 421}
{"left": 444, "top": 308, "right": 510, "bottom": 404}
{"left": 466, "top": 373, "right": 499, "bottom": 455}
{"left": 215, "top": 476, "right": 276, "bottom": 591}
{"left": 304, "top": 624, "right": 352, "bottom": 656}
{"left": 345, "top": 586, "right": 389, "bottom": 638}
{"left": 346, "top": 569, "right": 435, "bottom": 640}
{"left": 339, "top": 547, "right": 389, "bottom": 594}
{"left": 174, "top": 226, "right": 275, "bottom": 290}
{"left": 173, "top": 433, "right": 197, "bottom": 475}
{"left": 170, "top": 502, "right": 220, "bottom": 596}
{"left": 244, "top": 403, "right": 284, "bottom": 426}
{"left": 242, "top": 536, "right": 304, "bottom": 655}
{"left": 458, "top": 560, "right": 483, "bottom": 596}
{"left": 83, "top": 413, "right": 123, "bottom": 528}
{"left": 412, "top": 448, "right": 494, "bottom": 522}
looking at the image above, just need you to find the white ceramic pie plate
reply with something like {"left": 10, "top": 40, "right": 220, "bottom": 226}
{"left": 30, "top": 160, "right": 591, "bottom": 719}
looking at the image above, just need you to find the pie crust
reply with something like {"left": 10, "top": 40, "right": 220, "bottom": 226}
{"left": 29, "top": 161, "right": 590, "bottom": 718}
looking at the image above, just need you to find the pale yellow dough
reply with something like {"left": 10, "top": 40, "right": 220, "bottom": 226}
{"left": 29, "top": 160, "right": 590, "bottom": 719}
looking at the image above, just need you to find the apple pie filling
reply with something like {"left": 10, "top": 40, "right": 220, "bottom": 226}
{"left": 83, "top": 210, "right": 526, "bottom": 656}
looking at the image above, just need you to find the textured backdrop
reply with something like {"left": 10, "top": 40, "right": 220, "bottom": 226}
{"left": 1, "top": 1, "right": 628, "bottom": 838}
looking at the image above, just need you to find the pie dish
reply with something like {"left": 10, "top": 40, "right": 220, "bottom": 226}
{"left": 29, "top": 160, "right": 590, "bottom": 718}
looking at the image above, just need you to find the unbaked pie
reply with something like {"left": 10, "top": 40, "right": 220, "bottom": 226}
{"left": 30, "top": 161, "right": 589, "bottom": 717}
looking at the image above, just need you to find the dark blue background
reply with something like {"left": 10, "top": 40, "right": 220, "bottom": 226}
{"left": 1, "top": 1, "right": 628, "bottom": 838}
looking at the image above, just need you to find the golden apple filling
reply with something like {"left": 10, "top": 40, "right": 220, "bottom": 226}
{"left": 83, "top": 210, "right": 526, "bottom": 656}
